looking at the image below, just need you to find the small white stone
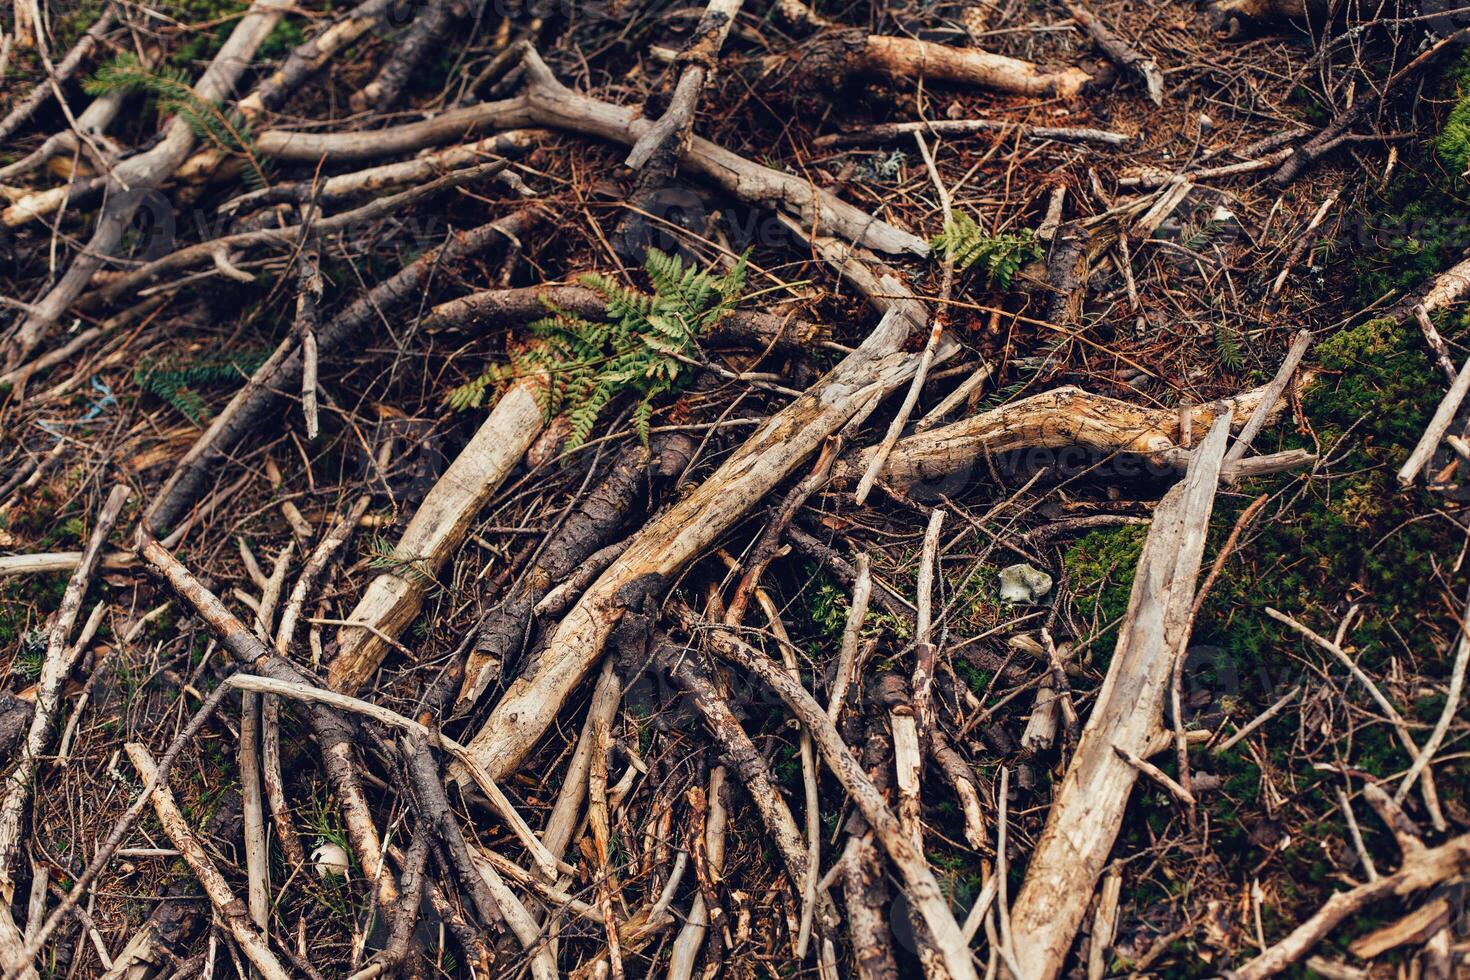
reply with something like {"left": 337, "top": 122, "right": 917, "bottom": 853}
{"left": 311, "top": 842, "right": 351, "bottom": 879}
{"left": 999, "top": 563, "right": 1053, "bottom": 604}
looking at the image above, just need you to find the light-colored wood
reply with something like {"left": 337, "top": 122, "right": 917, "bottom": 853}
{"left": 124, "top": 743, "right": 292, "bottom": 980}
{"left": 1398, "top": 350, "right": 1470, "bottom": 485}
{"left": 1007, "top": 416, "right": 1232, "bottom": 980}
{"left": 835, "top": 378, "right": 1302, "bottom": 494}
{"left": 327, "top": 378, "right": 545, "bottom": 693}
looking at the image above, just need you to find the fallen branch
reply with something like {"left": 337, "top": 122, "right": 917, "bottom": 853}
{"left": 1008, "top": 416, "right": 1232, "bottom": 980}
{"left": 814, "top": 118, "right": 1131, "bottom": 148}
{"left": 0, "top": 5, "right": 115, "bottom": 144}
{"left": 255, "top": 47, "right": 927, "bottom": 256}
{"left": 326, "top": 378, "right": 546, "bottom": 694}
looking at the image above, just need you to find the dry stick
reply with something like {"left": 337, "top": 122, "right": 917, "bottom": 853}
{"left": 540, "top": 659, "right": 621, "bottom": 864}
{"left": 588, "top": 715, "right": 625, "bottom": 980}
{"left": 1413, "top": 305, "right": 1459, "bottom": 383}
{"left": 813, "top": 119, "right": 1129, "bottom": 148}
{"left": 455, "top": 240, "right": 933, "bottom": 783}
{"left": 1265, "top": 607, "right": 1445, "bottom": 830}
{"left": 828, "top": 553, "right": 872, "bottom": 722}
{"left": 239, "top": 691, "right": 269, "bottom": 933}
{"left": 348, "top": 835, "right": 429, "bottom": 980}
{"left": 350, "top": 0, "right": 463, "bottom": 112}
{"left": 1270, "top": 191, "right": 1340, "bottom": 297}
{"left": 1394, "top": 592, "right": 1470, "bottom": 803}
{"left": 1213, "top": 685, "right": 1302, "bottom": 754}
{"left": 912, "top": 507, "right": 946, "bottom": 737}
{"left": 142, "top": 209, "right": 533, "bottom": 536}
{"left": 137, "top": 536, "right": 401, "bottom": 911}
{"left": 124, "top": 743, "right": 292, "bottom": 980}
{"left": 1065, "top": 0, "right": 1163, "bottom": 104}
{"left": 293, "top": 234, "right": 325, "bottom": 441}
{"left": 1399, "top": 350, "right": 1470, "bottom": 486}
{"left": 1170, "top": 492, "right": 1269, "bottom": 818}
{"left": 0, "top": 484, "right": 129, "bottom": 960}
{"left": 2, "top": 0, "right": 292, "bottom": 371}
{"left": 1008, "top": 416, "right": 1233, "bottom": 980}
{"left": 687, "top": 614, "right": 979, "bottom": 980}
{"left": 667, "top": 766, "right": 728, "bottom": 980}
{"left": 853, "top": 130, "right": 950, "bottom": 507}
{"left": 276, "top": 495, "right": 372, "bottom": 655}
{"left": 325, "top": 376, "right": 546, "bottom": 694}
{"left": 756, "top": 594, "right": 824, "bottom": 959}
{"left": 625, "top": 0, "right": 744, "bottom": 168}
{"left": 256, "top": 47, "right": 927, "bottom": 257}
{"left": 0, "top": 4, "right": 114, "bottom": 143}
{"left": 402, "top": 737, "right": 504, "bottom": 931}
{"left": 1223, "top": 330, "right": 1312, "bottom": 469}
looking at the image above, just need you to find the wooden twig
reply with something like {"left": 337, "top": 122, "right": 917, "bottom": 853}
{"left": 1066, "top": 0, "right": 1163, "bottom": 104}
{"left": 1394, "top": 593, "right": 1470, "bottom": 803}
{"left": 1223, "top": 330, "right": 1311, "bottom": 468}
{"left": 1398, "top": 350, "right": 1470, "bottom": 486}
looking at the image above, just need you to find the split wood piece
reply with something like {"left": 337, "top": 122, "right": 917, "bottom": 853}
{"left": 833, "top": 378, "right": 1307, "bottom": 495}
{"left": 255, "top": 47, "right": 927, "bottom": 257}
{"left": 1349, "top": 895, "right": 1453, "bottom": 960}
{"left": 174, "top": 0, "right": 397, "bottom": 185}
{"left": 82, "top": 160, "right": 510, "bottom": 308}
{"left": 1087, "top": 870, "right": 1123, "bottom": 980}
{"left": 142, "top": 209, "right": 533, "bottom": 536}
{"left": 626, "top": 0, "right": 744, "bottom": 169}
{"left": 326, "top": 378, "right": 546, "bottom": 694}
{"left": 1066, "top": 1, "right": 1163, "bottom": 105}
{"left": 420, "top": 283, "right": 827, "bottom": 351}
{"left": 0, "top": 485, "right": 128, "bottom": 961}
{"left": 221, "top": 132, "right": 535, "bottom": 215}
{"left": 2, "top": 0, "right": 293, "bottom": 371}
{"left": 793, "top": 30, "right": 1096, "bottom": 97}
{"left": 1398, "top": 350, "right": 1470, "bottom": 486}
{"left": 1008, "top": 416, "right": 1232, "bottom": 980}
{"left": 453, "top": 243, "right": 932, "bottom": 782}
{"left": 137, "top": 537, "right": 401, "bottom": 910}
{"left": 814, "top": 119, "right": 1130, "bottom": 148}
{"left": 351, "top": 0, "right": 465, "bottom": 113}
{"left": 124, "top": 743, "right": 292, "bottom": 980}
{"left": 455, "top": 433, "right": 694, "bottom": 714}
{"left": 685, "top": 612, "right": 980, "bottom": 980}
{"left": 0, "top": 5, "right": 115, "bottom": 144}
{"left": 541, "top": 658, "right": 621, "bottom": 864}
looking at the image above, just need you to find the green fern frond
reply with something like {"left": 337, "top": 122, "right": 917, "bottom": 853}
{"left": 931, "top": 212, "right": 1043, "bottom": 288}
{"left": 449, "top": 249, "right": 751, "bottom": 452}
{"left": 135, "top": 348, "right": 269, "bottom": 424}
{"left": 86, "top": 54, "right": 268, "bottom": 185}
